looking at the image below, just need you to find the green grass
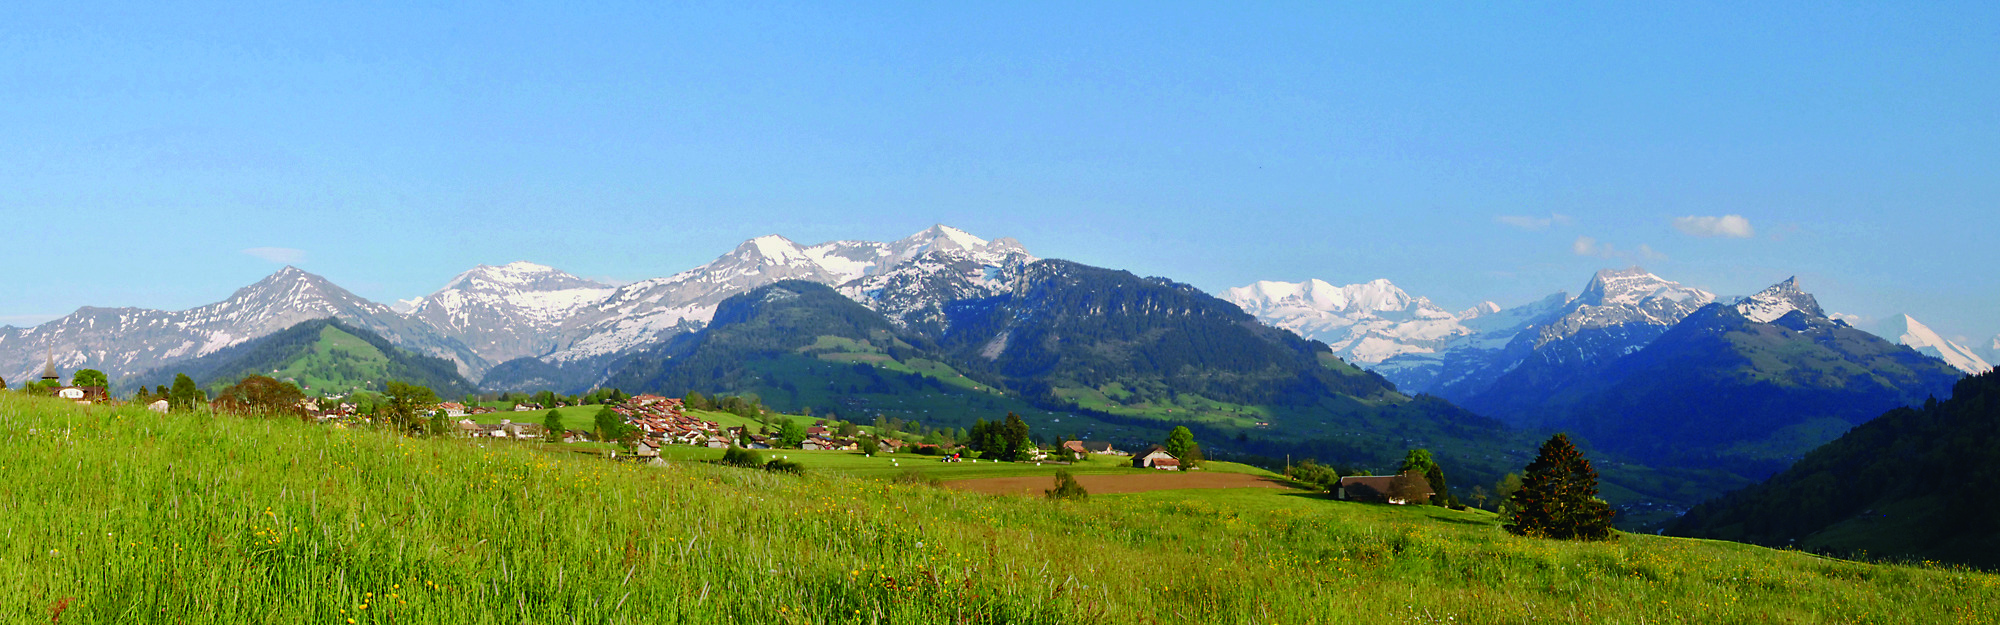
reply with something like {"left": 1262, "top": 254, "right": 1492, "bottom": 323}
{"left": 643, "top": 447, "right": 1282, "bottom": 481}
{"left": 6, "top": 393, "right": 1995, "bottom": 624}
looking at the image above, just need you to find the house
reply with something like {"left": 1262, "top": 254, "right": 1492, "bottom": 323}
{"left": 53, "top": 386, "right": 108, "bottom": 403}
{"left": 1336, "top": 473, "right": 1433, "bottom": 505}
{"left": 513, "top": 403, "right": 544, "bottom": 412}
{"left": 1132, "top": 445, "right": 1179, "bottom": 470}
{"left": 1072, "top": 441, "right": 1124, "bottom": 456}
{"left": 147, "top": 399, "right": 170, "bottom": 413}
{"left": 436, "top": 402, "right": 469, "bottom": 417}
{"left": 634, "top": 440, "right": 660, "bottom": 458}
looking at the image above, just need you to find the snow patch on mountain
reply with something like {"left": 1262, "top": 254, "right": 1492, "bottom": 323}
{"left": 1881, "top": 315, "right": 1992, "bottom": 375}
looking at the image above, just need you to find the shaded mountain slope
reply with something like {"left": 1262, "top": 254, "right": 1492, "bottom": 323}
{"left": 1532, "top": 303, "right": 1961, "bottom": 474}
{"left": 936, "top": 260, "right": 1400, "bottom": 408}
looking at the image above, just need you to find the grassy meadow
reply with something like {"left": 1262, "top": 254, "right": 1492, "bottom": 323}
{"left": 4, "top": 393, "right": 1996, "bottom": 624}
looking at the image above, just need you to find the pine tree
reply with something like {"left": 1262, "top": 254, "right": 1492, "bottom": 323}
{"left": 1504, "top": 433, "right": 1615, "bottom": 540}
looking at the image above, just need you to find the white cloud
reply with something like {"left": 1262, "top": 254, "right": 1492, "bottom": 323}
{"left": 1574, "top": 237, "right": 1667, "bottom": 261}
{"left": 1572, "top": 236, "right": 1602, "bottom": 256}
{"left": 1498, "top": 213, "right": 1574, "bottom": 231}
{"left": 242, "top": 247, "right": 306, "bottom": 264}
{"left": 1828, "top": 312, "right": 1867, "bottom": 326}
{"left": 1672, "top": 215, "right": 1755, "bottom": 238}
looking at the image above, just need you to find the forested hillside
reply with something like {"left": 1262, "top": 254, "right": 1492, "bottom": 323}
{"left": 123, "top": 319, "right": 476, "bottom": 397}
{"left": 1668, "top": 369, "right": 2000, "bottom": 568}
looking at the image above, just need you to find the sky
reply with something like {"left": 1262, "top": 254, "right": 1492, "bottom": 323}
{"left": 4, "top": 2, "right": 1997, "bottom": 344}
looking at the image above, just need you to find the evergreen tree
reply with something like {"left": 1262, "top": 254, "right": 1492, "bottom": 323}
{"left": 1001, "top": 413, "right": 1032, "bottom": 461}
{"left": 543, "top": 409, "right": 565, "bottom": 442}
{"left": 155, "top": 385, "right": 170, "bottom": 401}
{"left": 168, "top": 374, "right": 204, "bottom": 412}
{"left": 1504, "top": 434, "right": 1615, "bottom": 540}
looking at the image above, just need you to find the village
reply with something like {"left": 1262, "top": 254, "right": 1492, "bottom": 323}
{"left": 15, "top": 354, "right": 1445, "bottom": 507}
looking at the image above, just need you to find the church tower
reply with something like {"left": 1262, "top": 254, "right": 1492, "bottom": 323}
{"left": 40, "top": 347, "right": 59, "bottom": 382}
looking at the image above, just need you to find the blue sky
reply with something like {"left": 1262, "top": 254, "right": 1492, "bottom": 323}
{"left": 4, "top": 2, "right": 1997, "bottom": 343}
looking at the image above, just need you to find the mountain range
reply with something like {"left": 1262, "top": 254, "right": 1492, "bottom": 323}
{"left": 1235, "top": 269, "right": 1971, "bottom": 481}
{"left": 4, "top": 225, "right": 1983, "bottom": 522}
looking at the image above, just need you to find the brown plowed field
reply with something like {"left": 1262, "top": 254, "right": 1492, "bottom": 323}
{"left": 943, "top": 471, "right": 1296, "bottom": 496}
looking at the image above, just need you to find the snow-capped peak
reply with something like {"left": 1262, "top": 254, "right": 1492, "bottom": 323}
{"left": 907, "top": 224, "right": 988, "bottom": 250}
{"left": 1882, "top": 314, "right": 1992, "bottom": 375}
{"left": 746, "top": 235, "right": 812, "bottom": 264}
{"left": 1578, "top": 267, "right": 1711, "bottom": 308}
{"left": 1458, "top": 301, "right": 1504, "bottom": 319}
{"left": 1734, "top": 277, "right": 1825, "bottom": 323}
{"left": 1224, "top": 277, "right": 1465, "bottom": 364}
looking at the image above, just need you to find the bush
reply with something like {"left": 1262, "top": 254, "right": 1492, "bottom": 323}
{"left": 763, "top": 458, "right": 805, "bottom": 475}
{"left": 918, "top": 445, "right": 941, "bottom": 456}
{"left": 892, "top": 469, "right": 941, "bottom": 487}
{"left": 721, "top": 446, "right": 762, "bottom": 468}
{"left": 1045, "top": 469, "right": 1088, "bottom": 501}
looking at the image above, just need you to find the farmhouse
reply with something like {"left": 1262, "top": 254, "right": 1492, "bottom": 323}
{"left": 1336, "top": 473, "right": 1433, "bottom": 505}
{"left": 1132, "top": 445, "right": 1180, "bottom": 470}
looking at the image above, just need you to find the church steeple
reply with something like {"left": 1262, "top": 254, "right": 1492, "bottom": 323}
{"left": 40, "top": 347, "right": 59, "bottom": 382}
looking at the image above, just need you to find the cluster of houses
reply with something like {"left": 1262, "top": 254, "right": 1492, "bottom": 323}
{"left": 1057, "top": 440, "right": 1189, "bottom": 471}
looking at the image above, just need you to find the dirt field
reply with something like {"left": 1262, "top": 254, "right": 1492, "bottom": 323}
{"left": 942, "top": 471, "right": 1297, "bottom": 496}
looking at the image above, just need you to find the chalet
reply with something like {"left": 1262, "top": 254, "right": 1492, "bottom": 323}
{"left": 147, "top": 399, "right": 170, "bottom": 413}
{"left": 436, "top": 402, "right": 469, "bottom": 418}
{"left": 1132, "top": 445, "right": 1180, "bottom": 470}
{"left": 513, "top": 403, "right": 544, "bottom": 412}
{"left": 1336, "top": 473, "right": 1433, "bottom": 505}
{"left": 634, "top": 440, "right": 660, "bottom": 458}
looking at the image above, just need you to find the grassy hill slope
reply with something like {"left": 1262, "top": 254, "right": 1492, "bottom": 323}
{"left": 3, "top": 394, "right": 1994, "bottom": 623}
